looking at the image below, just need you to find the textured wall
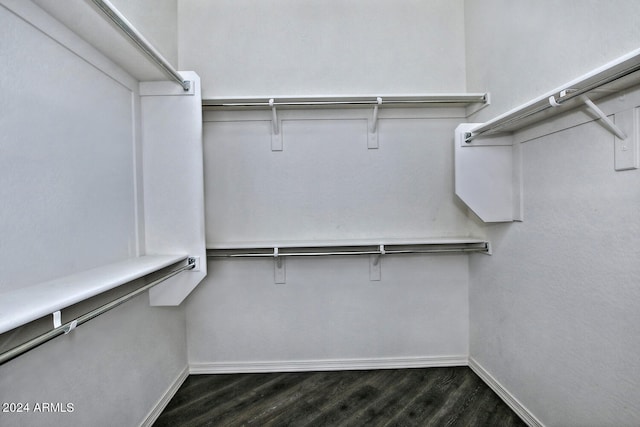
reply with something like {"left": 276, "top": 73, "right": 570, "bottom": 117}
{"left": 188, "top": 255, "right": 469, "bottom": 367}
{"left": 469, "top": 110, "right": 640, "bottom": 426}
{"left": 465, "top": 0, "right": 640, "bottom": 121}
{"left": 465, "top": 1, "right": 640, "bottom": 424}
{"left": 0, "top": 295, "right": 187, "bottom": 427}
{"left": 183, "top": 0, "right": 474, "bottom": 369}
{"left": 188, "top": 107, "right": 478, "bottom": 367}
{"left": 203, "top": 111, "right": 479, "bottom": 243}
{"left": 178, "top": 0, "right": 467, "bottom": 98}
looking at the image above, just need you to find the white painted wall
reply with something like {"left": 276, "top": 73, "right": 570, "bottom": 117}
{"left": 0, "top": 294, "right": 187, "bottom": 427}
{"left": 465, "top": 0, "right": 640, "bottom": 122}
{"left": 187, "top": 107, "right": 480, "bottom": 368}
{"left": 0, "top": 3, "right": 187, "bottom": 425}
{"left": 188, "top": 255, "right": 469, "bottom": 369}
{"left": 0, "top": 2, "right": 138, "bottom": 294}
{"left": 183, "top": 0, "right": 476, "bottom": 370}
{"left": 465, "top": 1, "right": 640, "bottom": 425}
{"left": 178, "top": 0, "right": 467, "bottom": 98}
{"left": 203, "top": 110, "right": 479, "bottom": 243}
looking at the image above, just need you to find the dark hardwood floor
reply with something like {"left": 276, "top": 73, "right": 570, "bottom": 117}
{"left": 154, "top": 367, "right": 526, "bottom": 427}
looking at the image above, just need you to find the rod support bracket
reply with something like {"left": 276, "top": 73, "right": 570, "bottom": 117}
{"left": 581, "top": 96, "right": 627, "bottom": 140}
{"left": 368, "top": 97, "right": 382, "bottom": 149}
{"left": 187, "top": 256, "right": 200, "bottom": 271}
{"left": 53, "top": 311, "right": 62, "bottom": 329}
{"left": 464, "top": 132, "right": 473, "bottom": 143}
{"left": 369, "top": 254, "right": 381, "bottom": 281}
{"left": 62, "top": 320, "right": 78, "bottom": 335}
{"left": 269, "top": 98, "right": 283, "bottom": 151}
{"left": 273, "top": 248, "right": 286, "bottom": 284}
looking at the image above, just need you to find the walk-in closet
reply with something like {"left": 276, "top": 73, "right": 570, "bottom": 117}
{"left": 1, "top": 1, "right": 639, "bottom": 426}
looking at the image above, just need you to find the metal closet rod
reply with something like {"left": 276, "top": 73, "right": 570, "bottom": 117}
{"left": 90, "top": 0, "right": 190, "bottom": 91}
{"left": 208, "top": 244, "right": 491, "bottom": 258}
{"left": 202, "top": 94, "right": 488, "bottom": 109}
{"left": 466, "top": 59, "right": 640, "bottom": 142}
{"left": 0, "top": 258, "right": 196, "bottom": 366}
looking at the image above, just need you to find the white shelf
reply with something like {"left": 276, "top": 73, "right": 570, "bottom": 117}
{"left": 207, "top": 237, "right": 490, "bottom": 257}
{"left": 28, "top": 0, "right": 167, "bottom": 82}
{"left": 208, "top": 237, "right": 487, "bottom": 249}
{"left": 202, "top": 93, "right": 488, "bottom": 110}
{"left": 466, "top": 47, "right": 640, "bottom": 141}
{"left": 0, "top": 254, "right": 187, "bottom": 335}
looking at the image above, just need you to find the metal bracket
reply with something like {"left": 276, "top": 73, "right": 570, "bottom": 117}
{"left": 480, "top": 241, "right": 493, "bottom": 256}
{"left": 273, "top": 248, "right": 286, "bottom": 283}
{"left": 269, "top": 98, "right": 282, "bottom": 151}
{"left": 368, "top": 97, "right": 382, "bottom": 149}
{"left": 187, "top": 256, "right": 200, "bottom": 271}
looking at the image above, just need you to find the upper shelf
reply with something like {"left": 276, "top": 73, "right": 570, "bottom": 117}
{"left": 0, "top": 254, "right": 187, "bottom": 335}
{"left": 31, "top": 0, "right": 187, "bottom": 88}
{"left": 202, "top": 93, "right": 489, "bottom": 110}
{"left": 31, "top": 0, "right": 163, "bottom": 81}
{"left": 466, "top": 48, "right": 640, "bottom": 142}
{"left": 207, "top": 237, "right": 490, "bottom": 257}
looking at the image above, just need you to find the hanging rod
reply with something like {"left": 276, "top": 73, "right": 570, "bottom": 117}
{"left": 202, "top": 94, "right": 488, "bottom": 110}
{"left": 90, "top": 0, "right": 190, "bottom": 91}
{"left": 0, "top": 258, "right": 196, "bottom": 366}
{"left": 207, "top": 239, "right": 491, "bottom": 258}
{"left": 465, "top": 48, "right": 640, "bottom": 142}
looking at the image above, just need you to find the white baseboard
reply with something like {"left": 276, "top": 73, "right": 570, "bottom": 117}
{"left": 468, "top": 357, "right": 544, "bottom": 427}
{"left": 189, "top": 355, "right": 467, "bottom": 374}
{"left": 139, "top": 365, "right": 190, "bottom": 427}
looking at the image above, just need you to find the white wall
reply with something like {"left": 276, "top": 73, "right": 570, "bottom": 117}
{"left": 182, "top": 0, "right": 477, "bottom": 371}
{"left": 465, "top": 1, "right": 640, "bottom": 425}
{"left": 188, "top": 255, "right": 468, "bottom": 370}
{"left": 0, "top": 2, "right": 138, "bottom": 294}
{"left": 203, "top": 110, "right": 479, "bottom": 243}
{"left": 465, "top": 0, "right": 640, "bottom": 122}
{"left": 0, "top": 295, "right": 187, "bottom": 427}
{"left": 178, "top": 0, "right": 467, "bottom": 98}
{"left": 0, "top": 3, "right": 187, "bottom": 425}
{"left": 187, "top": 106, "right": 479, "bottom": 368}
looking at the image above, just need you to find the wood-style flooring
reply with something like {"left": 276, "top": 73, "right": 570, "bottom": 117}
{"left": 154, "top": 367, "right": 526, "bottom": 427}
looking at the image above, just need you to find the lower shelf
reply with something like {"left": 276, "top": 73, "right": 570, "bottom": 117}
{"left": 0, "top": 254, "right": 188, "bottom": 335}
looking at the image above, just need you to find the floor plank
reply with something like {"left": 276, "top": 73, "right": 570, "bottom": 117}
{"left": 154, "top": 367, "right": 526, "bottom": 427}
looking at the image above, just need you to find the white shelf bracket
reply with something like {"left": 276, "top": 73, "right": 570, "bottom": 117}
{"left": 269, "top": 98, "right": 282, "bottom": 151}
{"left": 52, "top": 311, "right": 62, "bottom": 329}
{"left": 549, "top": 94, "right": 627, "bottom": 140}
{"left": 368, "top": 97, "right": 382, "bottom": 149}
{"left": 273, "top": 247, "right": 286, "bottom": 284}
{"left": 582, "top": 97, "right": 627, "bottom": 140}
{"left": 369, "top": 245, "right": 384, "bottom": 281}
